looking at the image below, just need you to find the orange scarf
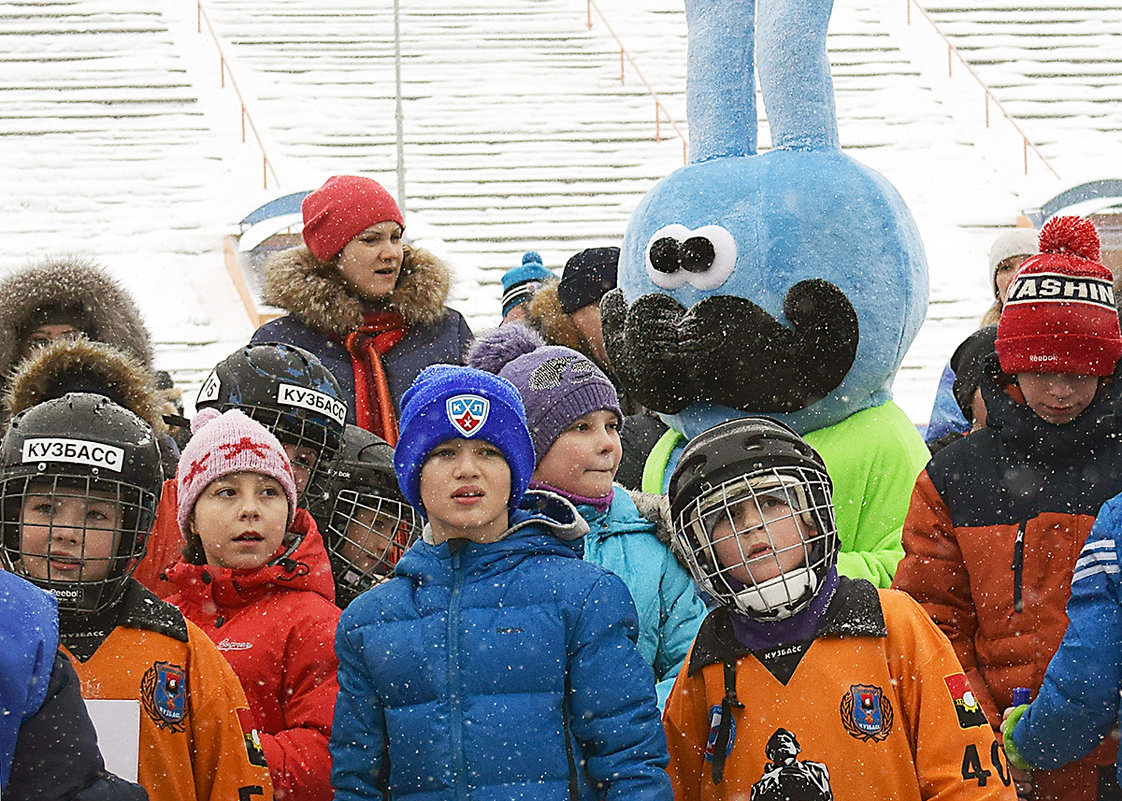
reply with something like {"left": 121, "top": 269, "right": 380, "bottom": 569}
{"left": 345, "top": 311, "right": 409, "bottom": 444}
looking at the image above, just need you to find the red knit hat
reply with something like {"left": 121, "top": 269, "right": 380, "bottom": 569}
{"left": 301, "top": 175, "right": 404, "bottom": 262}
{"left": 996, "top": 216, "right": 1121, "bottom": 376}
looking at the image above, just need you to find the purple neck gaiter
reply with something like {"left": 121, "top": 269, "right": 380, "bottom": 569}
{"left": 728, "top": 567, "right": 840, "bottom": 651}
{"left": 529, "top": 480, "right": 613, "bottom": 514}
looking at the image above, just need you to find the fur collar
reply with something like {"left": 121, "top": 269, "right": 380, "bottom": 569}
{"left": 262, "top": 243, "right": 453, "bottom": 339}
{"left": 525, "top": 281, "right": 586, "bottom": 353}
{"left": 0, "top": 255, "right": 153, "bottom": 379}
{"left": 5, "top": 336, "right": 167, "bottom": 433}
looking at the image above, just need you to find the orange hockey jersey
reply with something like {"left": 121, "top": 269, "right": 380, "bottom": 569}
{"left": 663, "top": 579, "right": 1016, "bottom": 801}
{"left": 64, "top": 581, "right": 274, "bottom": 801}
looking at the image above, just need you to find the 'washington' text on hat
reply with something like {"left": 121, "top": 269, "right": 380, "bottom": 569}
{"left": 22, "top": 438, "right": 125, "bottom": 472}
{"left": 1005, "top": 273, "right": 1115, "bottom": 310}
{"left": 277, "top": 384, "right": 348, "bottom": 425}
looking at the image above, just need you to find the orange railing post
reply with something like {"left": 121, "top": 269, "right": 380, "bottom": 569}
{"left": 904, "top": 0, "right": 1059, "bottom": 178}
{"left": 196, "top": 0, "right": 281, "bottom": 189}
{"left": 586, "top": 0, "right": 689, "bottom": 164}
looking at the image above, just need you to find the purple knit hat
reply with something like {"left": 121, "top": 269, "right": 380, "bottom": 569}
{"left": 467, "top": 325, "right": 622, "bottom": 463}
{"left": 177, "top": 408, "right": 298, "bottom": 534}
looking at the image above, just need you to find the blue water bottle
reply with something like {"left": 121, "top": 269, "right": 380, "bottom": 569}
{"left": 1013, "top": 687, "right": 1031, "bottom": 706}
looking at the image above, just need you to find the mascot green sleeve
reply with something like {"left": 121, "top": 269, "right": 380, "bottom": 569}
{"left": 605, "top": 0, "right": 930, "bottom": 586}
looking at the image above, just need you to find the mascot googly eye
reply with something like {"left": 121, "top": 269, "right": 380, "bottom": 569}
{"left": 646, "top": 225, "right": 738, "bottom": 291}
{"left": 605, "top": 0, "right": 931, "bottom": 588}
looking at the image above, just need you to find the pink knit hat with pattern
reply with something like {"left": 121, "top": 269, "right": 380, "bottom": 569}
{"left": 177, "top": 408, "right": 298, "bottom": 534}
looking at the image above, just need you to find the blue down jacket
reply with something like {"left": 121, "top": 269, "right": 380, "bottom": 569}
{"left": 580, "top": 490, "right": 708, "bottom": 706}
{"left": 1012, "top": 492, "right": 1122, "bottom": 789}
{"left": 330, "top": 492, "right": 672, "bottom": 801}
{"left": 0, "top": 571, "right": 55, "bottom": 790}
{"left": 1, "top": 571, "right": 146, "bottom": 800}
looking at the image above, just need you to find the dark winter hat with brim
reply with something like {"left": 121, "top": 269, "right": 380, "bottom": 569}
{"left": 557, "top": 247, "right": 619, "bottom": 314}
{"left": 393, "top": 365, "right": 535, "bottom": 516}
{"left": 468, "top": 324, "right": 621, "bottom": 463}
{"left": 950, "top": 325, "right": 998, "bottom": 419}
{"left": 996, "top": 216, "right": 1122, "bottom": 377}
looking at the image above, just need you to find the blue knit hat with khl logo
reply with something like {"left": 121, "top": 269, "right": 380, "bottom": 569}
{"left": 393, "top": 365, "right": 535, "bottom": 515}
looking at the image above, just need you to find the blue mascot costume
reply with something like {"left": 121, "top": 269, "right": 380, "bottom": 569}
{"left": 601, "top": 0, "right": 930, "bottom": 586}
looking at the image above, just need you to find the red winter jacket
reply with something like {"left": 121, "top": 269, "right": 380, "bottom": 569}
{"left": 166, "top": 509, "right": 340, "bottom": 801}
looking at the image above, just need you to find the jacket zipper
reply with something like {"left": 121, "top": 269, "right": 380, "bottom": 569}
{"left": 1011, "top": 522, "right": 1025, "bottom": 613}
{"left": 449, "top": 548, "right": 468, "bottom": 799}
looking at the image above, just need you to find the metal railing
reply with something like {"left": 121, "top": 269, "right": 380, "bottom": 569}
{"left": 196, "top": 1, "right": 281, "bottom": 189}
{"left": 905, "top": 0, "right": 1060, "bottom": 179}
{"left": 586, "top": 0, "right": 689, "bottom": 164}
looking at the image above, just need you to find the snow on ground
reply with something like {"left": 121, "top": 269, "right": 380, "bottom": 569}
{"left": 0, "top": 0, "right": 1119, "bottom": 425}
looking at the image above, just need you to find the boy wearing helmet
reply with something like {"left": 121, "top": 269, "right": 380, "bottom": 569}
{"left": 307, "top": 424, "right": 419, "bottom": 608}
{"left": 0, "top": 393, "right": 274, "bottom": 801}
{"left": 662, "top": 417, "right": 1014, "bottom": 801}
{"left": 893, "top": 218, "right": 1122, "bottom": 801}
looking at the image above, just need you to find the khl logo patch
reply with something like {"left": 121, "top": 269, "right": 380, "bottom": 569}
{"left": 446, "top": 395, "right": 490, "bottom": 437}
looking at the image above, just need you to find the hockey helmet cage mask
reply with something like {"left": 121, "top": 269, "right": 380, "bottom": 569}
{"left": 0, "top": 393, "right": 164, "bottom": 613}
{"left": 669, "top": 416, "right": 838, "bottom": 621}
{"left": 195, "top": 342, "right": 346, "bottom": 497}
{"left": 308, "top": 424, "right": 418, "bottom": 607}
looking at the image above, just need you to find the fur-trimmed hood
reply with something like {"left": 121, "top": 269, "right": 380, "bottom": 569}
{"left": 262, "top": 243, "right": 454, "bottom": 340}
{"left": 0, "top": 256, "right": 153, "bottom": 380}
{"left": 5, "top": 336, "right": 167, "bottom": 434}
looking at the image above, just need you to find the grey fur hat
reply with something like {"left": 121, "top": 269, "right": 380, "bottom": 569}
{"left": 0, "top": 256, "right": 154, "bottom": 380}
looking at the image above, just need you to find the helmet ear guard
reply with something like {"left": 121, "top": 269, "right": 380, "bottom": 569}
{"left": 0, "top": 393, "right": 163, "bottom": 613}
{"left": 669, "top": 417, "right": 838, "bottom": 621}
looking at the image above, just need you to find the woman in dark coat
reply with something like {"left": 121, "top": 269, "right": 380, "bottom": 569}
{"left": 251, "top": 175, "right": 472, "bottom": 444}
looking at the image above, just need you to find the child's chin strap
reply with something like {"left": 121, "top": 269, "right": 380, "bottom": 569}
{"left": 711, "top": 660, "right": 744, "bottom": 785}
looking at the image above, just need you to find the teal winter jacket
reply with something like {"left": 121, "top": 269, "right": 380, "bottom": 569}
{"left": 580, "top": 490, "right": 708, "bottom": 706}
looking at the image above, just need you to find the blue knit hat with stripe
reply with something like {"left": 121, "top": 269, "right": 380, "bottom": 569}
{"left": 501, "top": 252, "right": 553, "bottom": 317}
{"left": 393, "top": 365, "right": 535, "bottom": 515}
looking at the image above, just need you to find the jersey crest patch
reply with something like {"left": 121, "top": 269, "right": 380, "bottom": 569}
{"left": 944, "top": 673, "right": 989, "bottom": 729}
{"left": 141, "top": 661, "right": 187, "bottom": 731}
{"left": 237, "top": 707, "right": 269, "bottom": 767}
{"left": 704, "top": 704, "right": 736, "bottom": 762}
{"left": 840, "top": 684, "right": 893, "bottom": 742}
{"left": 446, "top": 395, "right": 489, "bottom": 437}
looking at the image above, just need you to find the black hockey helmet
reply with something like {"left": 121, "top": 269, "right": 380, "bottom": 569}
{"left": 0, "top": 393, "right": 163, "bottom": 612}
{"left": 195, "top": 342, "right": 346, "bottom": 495}
{"left": 308, "top": 425, "right": 418, "bottom": 607}
{"left": 669, "top": 416, "right": 838, "bottom": 620}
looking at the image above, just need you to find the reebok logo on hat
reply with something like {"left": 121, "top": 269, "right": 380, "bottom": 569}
{"left": 446, "top": 395, "right": 489, "bottom": 437}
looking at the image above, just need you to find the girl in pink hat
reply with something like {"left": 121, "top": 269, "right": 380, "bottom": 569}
{"left": 165, "top": 408, "right": 340, "bottom": 801}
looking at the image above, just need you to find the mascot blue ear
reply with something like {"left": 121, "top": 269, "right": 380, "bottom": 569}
{"left": 603, "top": 0, "right": 928, "bottom": 440}
{"left": 687, "top": 0, "right": 839, "bottom": 162}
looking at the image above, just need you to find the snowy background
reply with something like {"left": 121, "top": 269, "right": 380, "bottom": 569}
{"left": 1, "top": 0, "right": 1119, "bottom": 425}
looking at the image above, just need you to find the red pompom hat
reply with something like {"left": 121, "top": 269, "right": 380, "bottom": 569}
{"left": 300, "top": 175, "right": 404, "bottom": 262}
{"left": 996, "top": 216, "right": 1121, "bottom": 376}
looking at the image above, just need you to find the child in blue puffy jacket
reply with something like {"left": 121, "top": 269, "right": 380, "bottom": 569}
{"left": 1003, "top": 488, "right": 1122, "bottom": 797}
{"left": 329, "top": 365, "right": 672, "bottom": 801}
{"left": 469, "top": 324, "right": 709, "bottom": 706}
